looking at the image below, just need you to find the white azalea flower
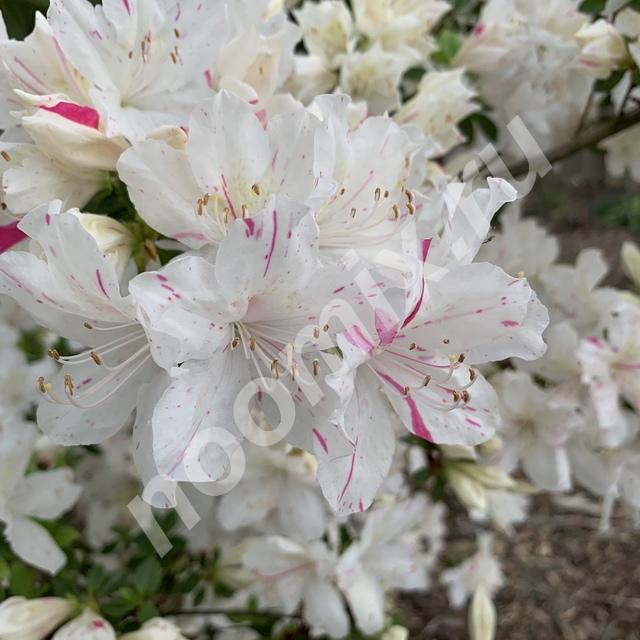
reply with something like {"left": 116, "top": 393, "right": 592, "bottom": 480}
{"left": 491, "top": 369, "right": 581, "bottom": 491}
{"left": 352, "top": 0, "right": 450, "bottom": 56}
{"left": 394, "top": 69, "right": 478, "bottom": 156}
{"left": 244, "top": 535, "right": 350, "bottom": 639}
{"left": 578, "top": 303, "right": 640, "bottom": 431}
{"left": 294, "top": 1, "right": 353, "bottom": 67}
{"left": 337, "top": 495, "right": 441, "bottom": 635}
{"left": 576, "top": 18, "right": 627, "bottom": 79}
{"left": 52, "top": 609, "right": 115, "bottom": 639}
{"left": 441, "top": 533, "right": 504, "bottom": 608}
{"left": 0, "top": 415, "right": 81, "bottom": 574}
{"left": 217, "top": 442, "right": 326, "bottom": 541}
{"left": 0, "top": 597, "right": 74, "bottom": 640}
{"left": 119, "top": 617, "right": 189, "bottom": 640}
{"left": 0, "top": 201, "right": 157, "bottom": 446}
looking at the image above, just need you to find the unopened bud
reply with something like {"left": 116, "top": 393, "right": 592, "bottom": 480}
{"left": 468, "top": 586, "right": 497, "bottom": 640}
{"left": 448, "top": 468, "right": 487, "bottom": 511}
{"left": 73, "top": 213, "right": 133, "bottom": 279}
{"left": 622, "top": 241, "right": 640, "bottom": 289}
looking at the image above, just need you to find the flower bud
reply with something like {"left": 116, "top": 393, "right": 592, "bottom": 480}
{"left": 73, "top": 213, "right": 133, "bottom": 279}
{"left": 468, "top": 586, "right": 497, "bottom": 640}
{"left": 0, "top": 596, "right": 73, "bottom": 640}
{"left": 294, "top": 1, "right": 352, "bottom": 65}
{"left": 622, "top": 241, "right": 640, "bottom": 288}
{"left": 448, "top": 467, "right": 487, "bottom": 510}
{"left": 477, "top": 435, "right": 503, "bottom": 457}
{"left": 576, "top": 19, "right": 627, "bottom": 79}
{"left": 381, "top": 625, "right": 409, "bottom": 640}
{"left": 52, "top": 609, "right": 115, "bottom": 639}
{"left": 120, "top": 618, "right": 188, "bottom": 640}
{"left": 462, "top": 463, "right": 516, "bottom": 490}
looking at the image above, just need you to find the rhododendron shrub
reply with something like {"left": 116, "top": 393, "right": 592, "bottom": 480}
{"left": 0, "top": 0, "right": 639, "bottom": 638}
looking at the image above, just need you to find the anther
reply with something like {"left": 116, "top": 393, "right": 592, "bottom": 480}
{"left": 1, "top": 150, "right": 11, "bottom": 162}
{"left": 323, "top": 324, "right": 329, "bottom": 332}
{"left": 47, "top": 348, "right": 60, "bottom": 361}
{"left": 458, "top": 353, "right": 466, "bottom": 363}
{"left": 469, "top": 369, "right": 477, "bottom": 381}
{"left": 409, "top": 342, "right": 417, "bottom": 351}
{"left": 174, "top": 28, "right": 181, "bottom": 38}
{"left": 170, "top": 51, "right": 178, "bottom": 64}
{"left": 241, "top": 204, "right": 248, "bottom": 218}
{"left": 37, "top": 377, "right": 46, "bottom": 394}
{"left": 374, "top": 188, "right": 381, "bottom": 201}
{"left": 392, "top": 205, "right": 400, "bottom": 220}
{"left": 403, "top": 386, "right": 410, "bottom": 397}
{"left": 452, "top": 390, "right": 461, "bottom": 402}
{"left": 249, "top": 336, "right": 256, "bottom": 351}
{"left": 64, "top": 374, "right": 74, "bottom": 396}
{"left": 407, "top": 203, "right": 416, "bottom": 216}
{"left": 406, "top": 190, "right": 415, "bottom": 204}
{"left": 252, "top": 184, "right": 261, "bottom": 196}
{"left": 83, "top": 322, "right": 94, "bottom": 329}
{"left": 231, "top": 336, "right": 240, "bottom": 349}
{"left": 350, "top": 208, "right": 357, "bottom": 218}
{"left": 313, "top": 327, "right": 320, "bottom": 339}
{"left": 339, "top": 187, "right": 346, "bottom": 196}
{"left": 423, "top": 375, "right": 432, "bottom": 386}
{"left": 90, "top": 351, "right": 103, "bottom": 365}
{"left": 383, "top": 190, "right": 389, "bottom": 198}
{"left": 202, "top": 193, "right": 210, "bottom": 205}
{"left": 312, "top": 359, "right": 320, "bottom": 376}
{"left": 223, "top": 208, "right": 230, "bottom": 224}
{"left": 271, "top": 359, "right": 280, "bottom": 379}
{"left": 462, "top": 390, "right": 470, "bottom": 403}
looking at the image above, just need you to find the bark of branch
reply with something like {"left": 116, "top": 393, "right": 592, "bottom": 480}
{"left": 495, "top": 108, "right": 640, "bottom": 179}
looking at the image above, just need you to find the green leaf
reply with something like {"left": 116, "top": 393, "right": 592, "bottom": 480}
{"left": 51, "top": 524, "right": 81, "bottom": 549}
{"left": 133, "top": 557, "right": 162, "bottom": 595}
{"left": 578, "top": 0, "right": 606, "bottom": 14}
{"left": 433, "top": 29, "right": 462, "bottom": 67}
{"left": 137, "top": 602, "right": 159, "bottom": 623}
{"left": 412, "top": 467, "right": 432, "bottom": 483}
{"left": 9, "top": 562, "right": 35, "bottom": 597}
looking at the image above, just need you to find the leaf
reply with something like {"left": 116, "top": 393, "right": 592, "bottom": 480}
{"left": 578, "top": 0, "right": 606, "bottom": 14}
{"left": 137, "top": 602, "right": 159, "bottom": 623}
{"left": 434, "top": 29, "right": 462, "bottom": 66}
{"left": 133, "top": 557, "right": 162, "bottom": 595}
{"left": 51, "top": 524, "right": 81, "bottom": 549}
{"left": 9, "top": 561, "right": 35, "bottom": 597}
{"left": 412, "top": 467, "right": 432, "bottom": 483}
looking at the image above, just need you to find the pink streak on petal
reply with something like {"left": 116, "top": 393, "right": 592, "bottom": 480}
{"left": 263, "top": 209, "right": 278, "bottom": 277}
{"left": 343, "top": 324, "right": 375, "bottom": 355}
{"left": 586, "top": 336, "right": 606, "bottom": 349}
{"left": 95, "top": 269, "right": 110, "bottom": 298}
{"left": 40, "top": 102, "right": 100, "bottom": 130}
{"left": 465, "top": 417, "right": 482, "bottom": 428}
{"left": 501, "top": 320, "right": 519, "bottom": 327}
{"left": 338, "top": 445, "right": 357, "bottom": 502}
{"left": 0, "top": 221, "right": 26, "bottom": 253}
{"left": 375, "top": 369, "right": 433, "bottom": 442}
{"left": 123, "top": 0, "right": 132, "bottom": 15}
{"left": 204, "top": 69, "right": 214, "bottom": 89}
{"left": 312, "top": 428, "right": 329, "bottom": 454}
{"left": 375, "top": 308, "right": 399, "bottom": 346}
{"left": 402, "top": 238, "right": 432, "bottom": 329}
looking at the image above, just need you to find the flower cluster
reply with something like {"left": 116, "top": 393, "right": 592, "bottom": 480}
{"left": 0, "top": 0, "right": 639, "bottom": 638}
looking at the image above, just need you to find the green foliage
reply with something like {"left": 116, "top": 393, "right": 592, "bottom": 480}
{"left": 431, "top": 29, "right": 463, "bottom": 67}
{"left": 597, "top": 195, "right": 640, "bottom": 231}
{"left": 578, "top": 0, "right": 607, "bottom": 15}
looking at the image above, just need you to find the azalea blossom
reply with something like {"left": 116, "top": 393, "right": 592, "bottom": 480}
{"left": 0, "top": 597, "right": 74, "bottom": 640}
{"left": 0, "top": 202, "right": 157, "bottom": 445}
{"left": 244, "top": 535, "right": 350, "bottom": 638}
{"left": 0, "top": 415, "right": 81, "bottom": 574}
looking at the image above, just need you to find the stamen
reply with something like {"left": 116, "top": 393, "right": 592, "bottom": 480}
{"left": 271, "top": 359, "right": 280, "bottom": 379}
{"left": 174, "top": 28, "right": 181, "bottom": 38}
{"left": 313, "top": 327, "right": 320, "bottom": 339}
{"left": 392, "top": 205, "right": 400, "bottom": 220}
{"left": 252, "top": 184, "right": 261, "bottom": 196}
{"left": 403, "top": 386, "right": 410, "bottom": 396}
{"left": 48, "top": 349, "right": 60, "bottom": 361}
{"left": 90, "top": 351, "right": 102, "bottom": 365}
{"left": 312, "top": 359, "right": 320, "bottom": 376}
{"left": 407, "top": 203, "right": 416, "bottom": 216}
{"left": 249, "top": 336, "right": 256, "bottom": 351}
{"left": 384, "top": 190, "right": 389, "bottom": 198}
{"left": 458, "top": 353, "right": 466, "bottom": 363}
{"left": 1, "top": 150, "right": 11, "bottom": 162}
{"left": 350, "top": 208, "right": 357, "bottom": 218}
{"left": 462, "top": 390, "right": 470, "bottom": 403}
{"left": 374, "top": 188, "right": 381, "bottom": 201}
{"left": 37, "top": 376, "right": 46, "bottom": 394}
{"left": 64, "top": 374, "right": 74, "bottom": 396}
{"left": 423, "top": 375, "right": 432, "bottom": 386}
{"left": 409, "top": 342, "right": 417, "bottom": 351}
{"left": 241, "top": 204, "right": 248, "bottom": 218}
{"left": 231, "top": 336, "right": 240, "bottom": 350}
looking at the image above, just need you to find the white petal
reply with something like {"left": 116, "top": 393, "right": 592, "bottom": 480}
{"left": 5, "top": 515, "right": 67, "bottom": 575}
{"left": 11, "top": 468, "right": 81, "bottom": 519}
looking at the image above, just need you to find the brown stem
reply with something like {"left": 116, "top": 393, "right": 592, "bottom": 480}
{"left": 494, "top": 108, "right": 640, "bottom": 179}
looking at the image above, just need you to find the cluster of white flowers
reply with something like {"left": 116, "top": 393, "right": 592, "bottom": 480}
{"left": 480, "top": 207, "right": 640, "bottom": 531}
{"left": 0, "top": 0, "right": 639, "bottom": 638}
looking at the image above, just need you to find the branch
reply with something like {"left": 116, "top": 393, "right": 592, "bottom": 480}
{"left": 493, "top": 108, "right": 640, "bottom": 179}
